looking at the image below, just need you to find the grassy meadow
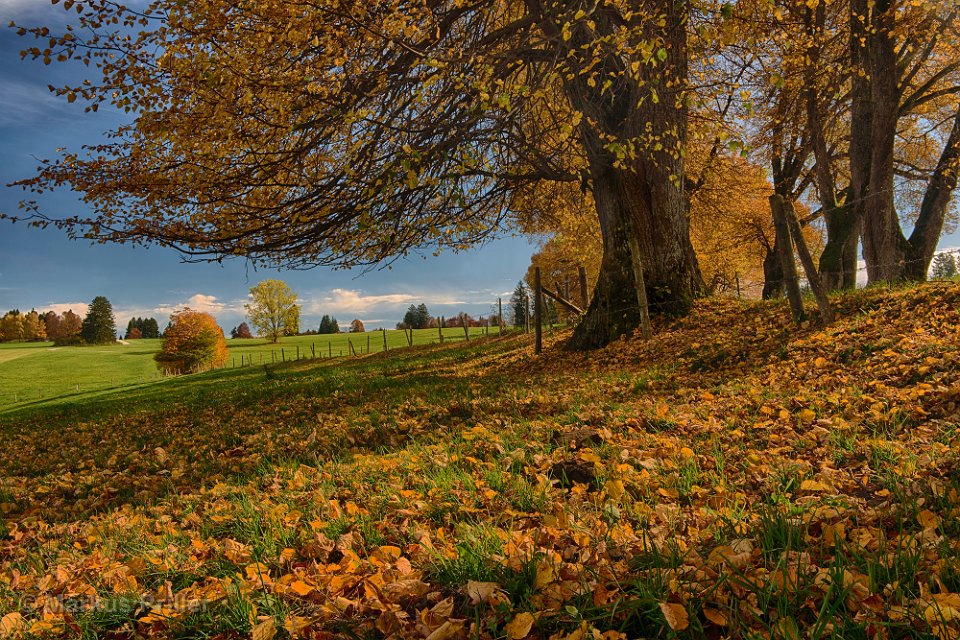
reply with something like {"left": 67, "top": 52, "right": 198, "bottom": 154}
{"left": 0, "top": 327, "right": 500, "bottom": 412}
{"left": 1, "top": 284, "right": 960, "bottom": 639}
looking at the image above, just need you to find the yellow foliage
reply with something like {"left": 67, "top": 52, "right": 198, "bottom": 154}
{"left": 154, "top": 309, "right": 228, "bottom": 374}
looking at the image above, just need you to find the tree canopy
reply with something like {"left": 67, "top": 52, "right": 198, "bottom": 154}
{"left": 6, "top": 0, "right": 960, "bottom": 347}
{"left": 245, "top": 280, "right": 301, "bottom": 343}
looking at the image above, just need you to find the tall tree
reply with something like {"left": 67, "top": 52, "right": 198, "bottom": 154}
{"left": 81, "top": 296, "right": 117, "bottom": 345}
{"left": 509, "top": 282, "right": 529, "bottom": 328}
{"left": 9, "top": 0, "right": 708, "bottom": 349}
{"left": 245, "top": 279, "right": 300, "bottom": 343}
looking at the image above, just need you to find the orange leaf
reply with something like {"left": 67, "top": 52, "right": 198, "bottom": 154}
{"left": 505, "top": 612, "right": 535, "bottom": 639}
{"left": 659, "top": 602, "right": 689, "bottom": 631}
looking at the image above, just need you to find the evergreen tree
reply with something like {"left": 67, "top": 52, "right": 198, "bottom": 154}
{"left": 142, "top": 317, "right": 160, "bottom": 338}
{"left": 930, "top": 253, "right": 958, "bottom": 280}
{"left": 81, "top": 296, "right": 117, "bottom": 345}
{"left": 402, "top": 305, "right": 418, "bottom": 329}
{"left": 318, "top": 315, "right": 333, "bottom": 334}
{"left": 125, "top": 317, "right": 139, "bottom": 339}
{"left": 416, "top": 303, "right": 430, "bottom": 329}
{"left": 509, "top": 282, "right": 528, "bottom": 328}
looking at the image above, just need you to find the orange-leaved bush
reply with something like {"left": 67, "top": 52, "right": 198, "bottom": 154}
{"left": 154, "top": 309, "right": 228, "bottom": 374}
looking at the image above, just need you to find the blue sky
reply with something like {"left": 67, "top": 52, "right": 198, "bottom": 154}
{"left": 0, "top": 0, "right": 535, "bottom": 331}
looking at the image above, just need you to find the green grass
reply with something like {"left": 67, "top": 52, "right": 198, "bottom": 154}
{"left": 0, "top": 327, "right": 506, "bottom": 412}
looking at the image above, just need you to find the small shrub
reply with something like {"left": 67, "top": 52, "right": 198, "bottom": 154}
{"left": 154, "top": 309, "right": 228, "bottom": 374}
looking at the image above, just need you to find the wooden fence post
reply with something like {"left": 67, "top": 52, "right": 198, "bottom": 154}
{"left": 296, "top": 345, "right": 300, "bottom": 360}
{"left": 462, "top": 318, "right": 470, "bottom": 341}
{"left": 312, "top": 342, "right": 316, "bottom": 358}
{"left": 438, "top": 320, "right": 444, "bottom": 344}
{"left": 534, "top": 267, "right": 542, "bottom": 354}
{"left": 525, "top": 293, "right": 530, "bottom": 334}
{"left": 627, "top": 234, "right": 653, "bottom": 339}
{"left": 348, "top": 339, "right": 356, "bottom": 356}
{"left": 770, "top": 194, "right": 806, "bottom": 325}
{"left": 498, "top": 298, "right": 503, "bottom": 333}
{"left": 383, "top": 329, "right": 388, "bottom": 352}
{"left": 281, "top": 348, "right": 286, "bottom": 362}
{"left": 367, "top": 334, "right": 371, "bottom": 354}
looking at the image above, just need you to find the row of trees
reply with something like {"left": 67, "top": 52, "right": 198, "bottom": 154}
{"left": 0, "top": 298, "right": 120, "bottom": 345}
{"left": 124, "top": 317, "right": 161, "bottom": 339}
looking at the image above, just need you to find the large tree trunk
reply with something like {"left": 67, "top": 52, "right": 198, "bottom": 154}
{"left": 861, "top": 0, "right": 910, "bottom": 282}
{"left": 569, "top": 157, "right": 702, "bottom": 349}
{"left": 819, "top": 200, "right": 860, "bottom": 290}
{"left": 846, "top": 0, "right": 874, "bottom": 287}
{"left": 557, "top": 0, "right": 703, "bottom": 350}
{"left": 762, "top": 245, "right": 784, "bottom": 299}
{"left": 903, "top": 104, "right": 960, "bottom": 280}
{"left": 804, "top": 2, "right": 858, "bottom": 291}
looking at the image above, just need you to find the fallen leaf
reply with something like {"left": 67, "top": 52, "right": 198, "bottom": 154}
{"left": 659, "top": 602, "right": 689, "bottom": 631}
{"left": 0, "top": 613, "right": 26, "bottom": 638}
{"left": 252, "top": 617, "right": 277, "bottom": 640}
{"left": 505, "top": 612, "right": 535, "bottom": 639}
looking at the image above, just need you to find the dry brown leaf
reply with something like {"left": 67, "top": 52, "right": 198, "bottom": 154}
{"left": 0, "top": 613, "right": 26, "bottom": 639}
{"left": 703, "top": 607, "right": 727, "bottom": 626}
{"left": 466, "top": 580, "right": 501, "bottom": 605}
{"left": 425, "top": 620, "right": 465, "bottom": 640}
{"left": 505, "top": 612, "right": 535, "bottom": 639}
{"left": 659, "top": 602, "right": 689, "bottom": 631}
{"left": 252, "top": 617, "right": 277, "bottom": 640}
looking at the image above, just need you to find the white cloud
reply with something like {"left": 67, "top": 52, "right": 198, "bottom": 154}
{"left": 40, "top": 301, "right": 87, "bottom": 315}
{"left": 154, "top": 293, "right": 243, "bottom": 315}
{"left": 304, "top": 288, "right": 465, "bottom": 316}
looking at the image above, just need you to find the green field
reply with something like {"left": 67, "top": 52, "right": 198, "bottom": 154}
{"left": 0, "top": 327, "right": 506, "bottom": 411}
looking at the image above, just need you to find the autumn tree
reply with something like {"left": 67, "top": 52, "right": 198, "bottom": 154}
{"left": 349, "top": 319, "right": 366, "bottom": 333}
{"left": 231, "top": 322, "right": 253, "bottom": 339}
{"left": 22, "top": 310, "right": 47, "bottom": 342}
{"left": 9, "top": 0, "right": 713, "bottom": 349}
{"left": 57, "top": 310, "right": 83, "bottom": 345}
{"left": 80, "top": 296, "right": 116, "bottom": 345}
{"left": 154, "top": 309, "right": 228, "bottom": 374}
{"left": 245, "top": 280, "right": 300, "bottom": 343}
{"left": 0, "top": 312, "right": 23, "bottom": 342}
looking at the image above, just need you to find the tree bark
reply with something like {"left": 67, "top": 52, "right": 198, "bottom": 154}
{"left": 762, "top": 245, "right": 784, "bottom": 300}
{"left": 804, "top": 2, "right": 857, "bottom": 291}
{"left": 861, "top": 0, "right": 912, "bottom": 282}
{"left": 561, "top": 0, "right": 703, "bottom": 350}
{"left": 903, "top": 104, "right": 960, "bottom": 280}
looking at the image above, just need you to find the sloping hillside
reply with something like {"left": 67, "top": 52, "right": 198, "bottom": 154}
{"left": 1, "top": 283, "right": 959, "bottom": 639}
